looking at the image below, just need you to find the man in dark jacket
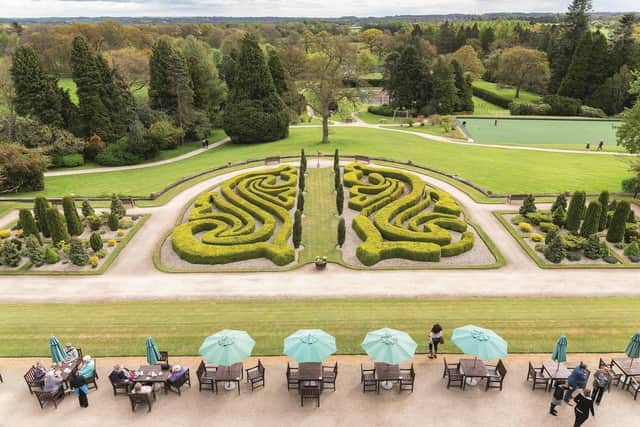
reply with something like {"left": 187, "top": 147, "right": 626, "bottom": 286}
{"left": 549, "top": 382, "right": 567, "bottom": 416}
{"left": 565, "top": 363, "right": 588, "bottom": 404}
{"left": 573, "top": 389, "right": 595, "bottom": 427}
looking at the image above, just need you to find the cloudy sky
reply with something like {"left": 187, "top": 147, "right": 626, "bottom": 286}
{"left": 0, "top": 0, "right": 638, "bottom": 18}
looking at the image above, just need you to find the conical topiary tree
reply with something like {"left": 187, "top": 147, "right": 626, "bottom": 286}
{"left": 81, "top": 199, "right": 95, "bottom": 218}
{"left": 45, "top": 207, "right": 70, "bottom": 246}
{"left": 519, "top": 194, "right": 537, "bottom": 216}
{"left": 544, "top": 234, "right": 565, "bottom": 264}
{"left": 597, "top": 191, "right": 609, "bottom": 231}
{"left": 551, "top": 194, "right": 567, "bottom": 213}
{"left": 565, "top": 191, "right": 586, "bottom": 233}
{"left": 606, "top": 200, "right": 630, "bottom": 243}
{"left": 18, "top": 209, "right": 40, "bottom": 242}
{"left": 33, "top": 196, "right": 50, "bottom": 237}
{"left": 337, "top": 217, "right": 346, "bottom": 248}
{"left": 69, "top": 237, "right": 89, "bottom": 266}
{"left": 23, "top": 235, "right": 45, "bottom": 267}
{"left": 579, "top": 201, "right": 601, "bottom": 238}
{"left": 89, "top": 232, "right": 103, "bottom": 252}
{"left": 63, "top": 195, "right": 84, "bottom": 236}
{"left": 552, "top": 206, "right": 566, "bottom": 227}
{"left": 334, "top": 168, "right": 342, "bottom": 192}
{"left": 110, "top": 194, "right": 126, "bottom": 218}
{"left": 336, "top": 184, "right": 344, "bottom": 215}
{"left": 297, "top": 193, "right": 304, "bottom": 212}
{"left": 108, "top": 213, "right": 119, "bottom": 231}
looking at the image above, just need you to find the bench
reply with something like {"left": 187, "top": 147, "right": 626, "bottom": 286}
{"left": 265, "top": 156, "right": 280, "bottom": 165}
{"left": 506, "top": 194, "right": 528, "bottom": 205}
{"left": 354, "top": 155, "right": 370, "bottom": 164}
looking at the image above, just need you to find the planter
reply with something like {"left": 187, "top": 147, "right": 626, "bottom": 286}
{"left": 315, "top": 261, "right": 327, "bottom": 270}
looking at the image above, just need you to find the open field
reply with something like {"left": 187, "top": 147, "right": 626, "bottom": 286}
{"left": 470, "top": 96, "right": 511, "bottom": 116}
{"left": 472, "top": 80, "right": 542, "bottom": 103}
{"left": 464, "top": 117, "right": 624, "bottom": 152}
{"left": 19, "top": 126, "right": 632, "bottom": 197}
{"left": 1, "top": 297, "right": 638, "bottom": 357}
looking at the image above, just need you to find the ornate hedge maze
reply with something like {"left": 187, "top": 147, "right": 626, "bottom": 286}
{"left": 343, "top": 163, "right": 476, "bottom": 266}
{"left": 171, "top": 166, "right": 298, "bottom": 266}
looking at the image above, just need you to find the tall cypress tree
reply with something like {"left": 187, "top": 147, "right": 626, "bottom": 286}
{"left": 597, "top": 191, "right": 610, "bottom": 231}
{"left": 565, "top": 191, "right": 586, "bottom": 233}
{"left": 95, "top": 55, "right": 134, "bottom": 140}
{"left": 451, "top": 60, "right": 474, "bottom": 112}
{"left": 428, "top": 58, "right": 458, "bottom": 114}
{"left": 62, "top": 195, "right": 84, "bottom": 236}
{"left": 10, "top": 46, "right": 64, "bottom": 127}
{"left": 33, "top": 196, "right": 51, "bottom": 238}
{"left": 579, "top": 201, "right": 602, "bottom": 237}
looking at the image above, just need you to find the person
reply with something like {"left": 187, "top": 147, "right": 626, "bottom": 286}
{"left": 549, "top": 382, "right": 567, "bottom": 416}
{"left": 131, "top": 382, "right": 152, "bottom": 395}
{"left": 591, "top": 366, "right": 611, "bottom": 405}
{"left": 462, "top": 121, "right": 467, "bottom": 127}
{"left": 205, "top": 137, "right": 209, "bottom": 148}
{"left": 63, "top": 343, "right": 79, "bottom": 362}
{"left": 69, "top": 371, "right": 89, "bottom": 408}
{"left": 573, "top": 389, "right": 595, "bottom": 427}
{"left": 585, "top": 143, "right": 590, "bottom": 150}
{"left": 428, "top": 323, "right": 443, "bottom": 359}
{"left": 109, "top": 364, "right": 129, "bottom": 385}
{"left": 33, "top": 361, "right": 47, "bottom": 382}
{"left": 201, "top": 139, "right": 206, "bottom": 148}
{"left": 494, "top": 119, "right": 498, "bottom": 126}
{"left": 565, "top": 363, "right": 589, "bottom": 404}
{"left": 168, "top": 365, "right": 185, "bottom": 383}
{"left": 598, "top": 140, "right": 604, "bottom": 151}
{"left": 43, "top": 371, "right": 63, "bottom": 394}
{"left": 78, "top": 355, "right": 95, "bottom": 380}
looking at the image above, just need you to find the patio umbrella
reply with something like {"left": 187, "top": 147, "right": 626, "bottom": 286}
{"left": 551, "top": 335, "right": 568, "bottom": 369}
{"left": 284, "top": 329, "right": 336, "bottom": 363}
{"left": 451, "top": 325, "right": 508, "bottom": 366}
{"left": 361, "top": 327, "right": 417, "bottom": 365}
{"left": 625, "top": 331, "right": 640, "bottom": 366}
{"left": 49, "top": 336, "right": 65, "bottom": 363}
{"left": 145, "top": 336, "right": 161, "bottom": 365}
{"left": 199, "top": 329, "right": 256, "bottom": 366}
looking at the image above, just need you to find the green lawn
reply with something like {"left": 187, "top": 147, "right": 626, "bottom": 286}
{"left": 472, "top": 80, "right": 542, "bottom": 103}
{"left": 20, "top": 127, "right": 631, "bottom": 197}
{"left": 470, "top": 96, "right": 511, "bottom": 116}
{"left": 58, "top": 78, "right": 149, "bottom": 105}
{"left": 0, "top": 297, "right": 637, "bottom": 357}
{"left": 381, "top": 124, "right": 464, "bottom": 139}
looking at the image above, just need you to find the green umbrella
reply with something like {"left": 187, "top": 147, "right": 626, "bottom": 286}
{"left": 284, "top": 329, "right": 336, "bottom": 363}
{"left": 361, "top": 327, "right": 417, "bottom": 365}
{"left": 625, "top": 331, "right": 640, "bottom": 366}
{"left": 49, "top": 336, "right": 65, "bottom": 363}
{"left": 146, "top": 336, "right": 161, "bottom": 365}
{"left": 199, "top": 330, "right": 256, "bottom": 366}
{"left": 552, "top": 335, "right": 568, "bottom": 368}
{"left": 451, "top": 325, "right": 508, "bottom": 364}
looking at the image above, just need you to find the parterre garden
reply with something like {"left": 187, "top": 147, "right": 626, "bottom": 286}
{"left": 499, "top": 192, "right": 640, "bottom": 267}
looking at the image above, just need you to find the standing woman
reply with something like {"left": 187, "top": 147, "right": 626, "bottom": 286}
{"left": 428, "top": 323, "right": 444, "bottom": 359}
{"left": 69, "top": 371, "right": 89, "bottom": 408}
{"left": 573, "top": 389, "right": 595, "bottom": 427}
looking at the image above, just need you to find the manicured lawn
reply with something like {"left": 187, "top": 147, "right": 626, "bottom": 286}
{"left": 58, "top": 78, "right": 148, "bottom": 105}
{"left": 472, "top": 80, "right": 542, "bottom": 103}
{"left": 0, "top": 297, "right": 637, "bottom": 357}
{"left": 358, "top": 111, "right": 406, "bottom": 125}
{"left": 23, "top": 127, "right": 631, "bottom": 197}
{"left": 381, "top": 124, "right": 464, "bottom": 139}
{"left": 470, "top": 96, "right": 511, "bottom": 116}
{"left": 464, "top": 117, "right": 620, "bottom": 149}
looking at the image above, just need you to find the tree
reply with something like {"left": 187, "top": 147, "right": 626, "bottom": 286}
{"left": 23, "top": 235, "right": 45, "bottom": 267}
{"left": 105, "top": 47, "right": 150, "bottom": 91}
{"left": 617, "top": 75, "right": 640, "bottom": 153}
{"left": 622, "top": 176, "right": 640, "bottom": 199}
{"left": 337, "top": 217, "right": 346, "bottom": 248}
{"left": 268, "top": 50, "right": 288, "bottom": 97}
{"left": 89, "top": 232, "right": 103, "bottom": 252}
{"left": 606, "top": 200, "right": 630, "bottom": 243}
{"left": 452, "top": 60, "right": 474, "bottom": 112}
{"left": 552, "top": 206, "right": 567, "bottom": 227}
{"left": 559, "top": 31, "right": 611, "bottom": 101}
{"left": 427, "top": 58, "right": 458, "bottom": 115}
{"left": 480, "top": 27, "right": 495, "bottom": 53}
{"left": 611, "top": 14, "right": 640, "bottom": 71}
{"left": 436, "top": 21, "right": 458, "bottom": 54}
{"left": 297, "top": 193, "right": 305, "bottom": 212}
{"left": 384, "top": 45, "right": 430, "bottom": 111}
{"left": 360, "top": 28, "right": 385, "bottom": 58}
{"left": 565, "top": 191, "right": 586, "bottom": 233}
{"left": 62, "top": 195, "right": 84, "bottom": 236}
{"left": 292, "top": 209, "right": 302, "bottom": 249}
{"left": 0, "top": 240, "right": 21, "bottom": 267}
{"left": 145, "top": 120, "right": 184, "bottom": 150}
{"left": 84, "top": 134, "right": 106, "bottom": 161}
{"left": 597, "top": 191, "right": 610, "bottom": 231}
{"left": 34, "top": 196, "right": 50, "bottom": 237}
{"left": 356, "top": 49, "right": 377, "bottom": 76}
{"left": 45, "top": 207, "right": 70, "bottom": 246}
{"left": 18, "top": 209, "right": 40, "bottom": 242}
{"left": 303, "top": 32, "right": 356, "bottom": 144}
{"left": 519, "top": 194, "right": 537, "bottom": 216}
{"left": 69, "top": 237, "right": 89, "bottom": 266}
{"left": 10, "top": 46, "right": 64, "bottom": 127}
{"left": 544, "top": 233, "right": 566, "bottom": 263}
{"left": 584, "top": 234, "right": 601, "bottom": 259}
{"left": 551, "top": 194, "right": 568, "bottom": 212}
{"left": 110, "top": 194, "right": 126, "bottom": 218}
{"left": 587, "top": 66, "right": 634, "bottom": 116}
{"left": 0, "top": 144, "right": 45, "bottom": 194}
{"left": 496, "top": 47, "right": 550, "bottom": 98}
{"left": 81, "top": 200, "right": 95, "bottom": 218}
{"left": 450, "top": 45, "right": 484, "bottom": 80}
{"left": 108, "top": 213, "right": 119, "bottom": 231}
{"left": 222, "top": 34, "right": 289, "bottom": 144}
{"left": 336, "top": 184, "right": 344, "bottom": 215}
{"left": 579, "top": 201, "right": 602, "bottom": 237}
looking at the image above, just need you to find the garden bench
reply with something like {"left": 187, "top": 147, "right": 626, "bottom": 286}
{"left": 507, "top": 194, "right": 527, "bottom": 205}
{"left": 444, "top": 359, "right": 464, "bottom": 389}
{"left": 265, "top": 156, "right": 280, "bottom": 165}
{"left": 628, "top": 377, "right": 639, "bottom": 400}
{"left": 156, "top": 351, "right": 169, "bottom": 366}
{"left": 354, "top": 155, "right": 370, "bottom": 164}
{"left": 299, "top": 381, "right": 321, "bottom": 407}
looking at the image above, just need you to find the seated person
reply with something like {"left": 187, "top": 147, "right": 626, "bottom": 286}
{"left": 131, "top": 382, "right": 152, "bottom": 395}
{"left": 63, "top": 343, "right": 79, "bottom": 363}
{"left": 33, "top": 362, "right": 47, "bottom": 382}
{"left": 43, "top": 371, "right": 63, "bottom": 394}
{"left": 78, "top": 355, "right": 95, "bottom": 380}
{"left": 109, "top": 364, "right": 129, "bottom": 385}
{"left": 168, "top": 365, "right": 185, "bottom": 383}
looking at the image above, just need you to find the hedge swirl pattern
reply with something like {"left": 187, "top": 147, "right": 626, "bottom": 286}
{"left": 344, "top": 163, "right": 474, "bottom": 265}
{"left": 171, "top": 166, "right": 298, "bottom": 266}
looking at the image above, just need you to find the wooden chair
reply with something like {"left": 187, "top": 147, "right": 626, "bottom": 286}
{"left": 299, "top": 382, "right": 321, "bottom": 407}
{"left": 24, "top": 366, "right": 44, "bottom": 394}
{"left": 85, "top": 361, "right": 99, "bottom": 391}
{"left": 34, "top": 386, "right": 65, "bottom": 409}
{"left": 129, "top": 390, "right": 156, "bottom": 412}
{"left": 322, "top": 362, "right": 338, "bottom": 391}
{"left": 486, "top": 360, "right": 507, "bottom": 391}
{"left": 627, "top": 377, "right": 639, "bottom": 400}
{"left": 196, "top": 361, "right": 216, "bottom": 393}
{"left": 399, "top": 364, "right": 415, "bottom": 393}
{"left": 446, "top": 362, "right": 464, "bottom": 389}
{"left": 157, "top": 351, "right": 169, "bottom": 365}
{"left": 76, "top": 347, "right": 83, "bottom": 360}
{"left": 599, "top": 358, "right": 622, "bottom": 390}
{"left": 165, "top": 369, "right": 190, "bottom": 395}
{"left": 246, "top": 359, "right": 265, "bottom": 391}
{"left": 360, "top": 364, "right": 378, "bottom": 393}
{"left": 442, "top": 358, "right": 458, "bottom": 378}
{"left": 527, "top": 362, "right": 551, "bottom": 391}
{"left": 286, "top": 362, "right": 299, "bottom": 391}
{"left": 108, "top": 372, "right": 130, "bottom": 396}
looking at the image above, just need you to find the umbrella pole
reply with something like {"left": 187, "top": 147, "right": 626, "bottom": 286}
{"left": 473, "top": 356, "right": 477, "bottom": 368}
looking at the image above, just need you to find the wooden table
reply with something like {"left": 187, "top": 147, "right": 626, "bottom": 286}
{"left": 299, "top": 362, "right": 323, "bottom": 381}
{"left": 542, "top": 362, "right": 572, "bottom": 389}
{"left": 612, "top": 358, "right": 640, "bottom": 388}
{"left": 49, "top": 360, "right": 80, "bottom": 393}
{"left": 459, "top": 359, "right": 488, "bottom": 388}
{"left": 215, "top": 363, "right": 243, "bottom": 393}
{"left": 375, "top": 362, "right": 401, "bottom": 391}
{"left": 131, "top": 365, "right": 170, "bottom": 392}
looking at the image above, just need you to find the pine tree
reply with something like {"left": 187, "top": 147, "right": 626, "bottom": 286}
{"left": 95, "top": 54, "right": 135, "bottom": 140}
{"left": 18, "top": 209, "right": 40, "bottom": 242}
{"left": 336, "top": 184, "right": 344, "bottom": 215}
{"left": 597, "top": 191, "right": 610, "bottom": 231}
{"left": 10, "top": 46, "right": 64, "bottom": 127}
{"left": 292, "top": 209, "right": 302, "bottom": 249}
{"left": 552, "top": 206, "right": 567, "bottom": 227}
{"left": 606, "top": 200, "right": 630, "bottom": 243}
{"left": 427, "top": 58, "right": 459, "bottom": 114}
{"left": 565, "top": 191, "right": 586, "bottom": 233}
{"left": 480, "top": 27, "right": 495, "bottom": 53}
{"left": 222, "top": 34, "right": 289, "bottom": 144}
{"left": 584, "top": 234, "right": 601, "bottom": 259}
{"left": 337, "top": 217, "right": 346, "bottom": 248}
{"left": 81, "top": 200, "right": 95, "bottom": 218}
{"left": 69, "top": 237, "right": 89, "bottom": 266}
{"left": 519, "top": 194, "right": 537, "bottom": 216}
{"left": 558, "top": 31, "right": 610, "bottom": 101}
{"left": 33, "top": 196, "right": 51, "bottom": 238}
{"left": 89, "top": 232, "right": 103, "bottom": 252}
{"left": 62, "top": 195, "right": 83, "bottom": 236}
{"left": 579, "top": 201, "right": 602, "bottom": 237}
{"left": 177, "top": 36, "right": 225, "bottom": 114}
{"left": 45, "top": 208, "right": 70, "bottom": 246}
{"left": 544, "top": 234, "right": 566, "bottom": 263}
{"left": 551, "top": 194, "right": 568, "bottom": 212}
{"left": 384, "top": 45, "right": 431, "bottom": 110}
{"left": 110, "top": 194, "right": 126, "bottom": 218}
{"left": 268, "top": 50, "right": 288, "bottom": 98}
{"left": 451, "top": 60, "right": 474, "bottom": 112}
{"left": 0, "top": 240, "right": 21, "bottom": 267}
{"left": 23, "top": 235, "right": 45, "bottom": 267}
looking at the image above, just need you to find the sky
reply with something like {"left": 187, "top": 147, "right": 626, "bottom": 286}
{"left": 0, "top": 0, "right": 638, "bottom": 19}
